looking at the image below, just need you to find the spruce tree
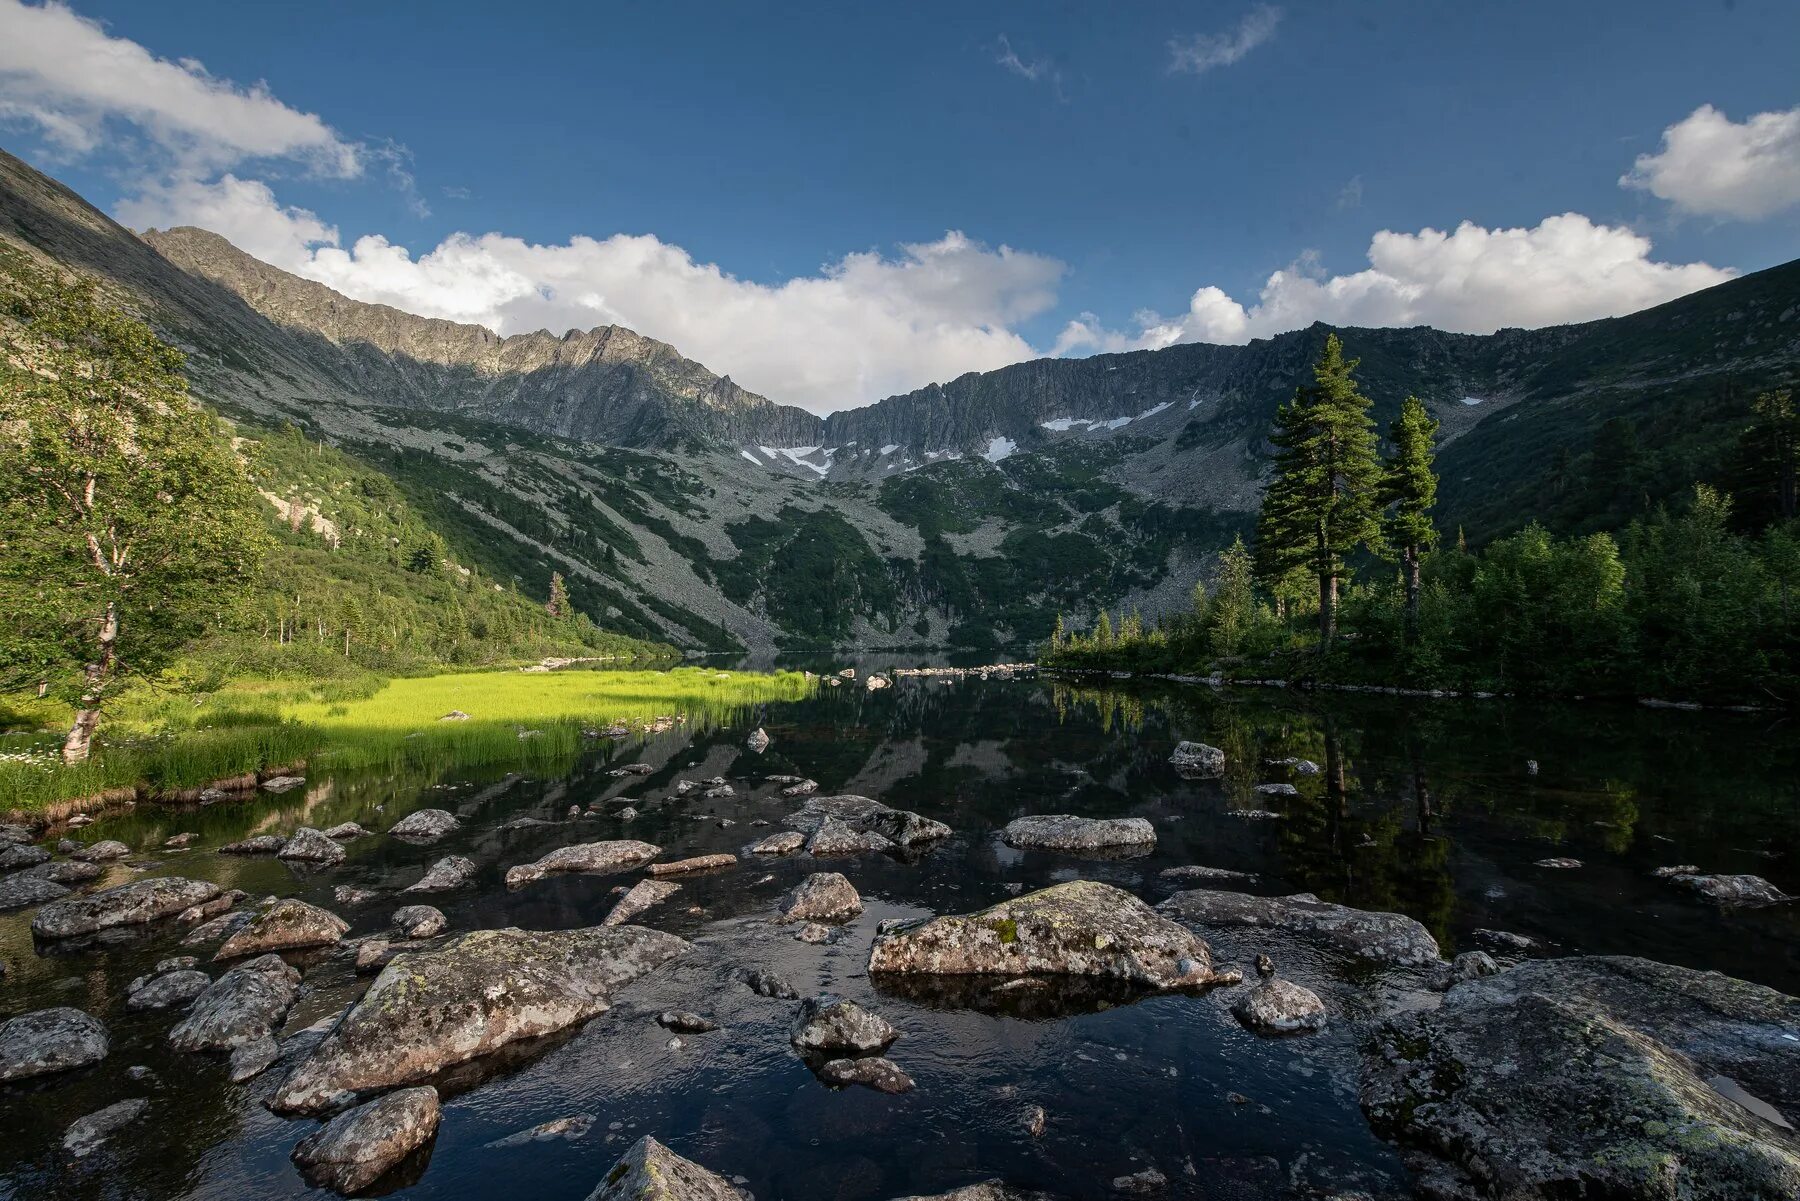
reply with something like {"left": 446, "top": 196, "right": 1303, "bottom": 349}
{"left": 1380, "top": 395, "right": 1440, "bottom": 644}
{"left": 1254, "top": 334, "right": 1383, "bottom": 644}
{"left": 545, "top": 571, "right": 570, "bottom": 619}
{"left": 1207, "top": 535, "right": 1257, "bottom": 656}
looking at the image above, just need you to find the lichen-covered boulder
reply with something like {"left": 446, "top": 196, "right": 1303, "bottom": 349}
{"left": 0, "top": 1007, "right": 108, "bottom": 1081}
{"left": 0, "top": 842, "right": 50, "bottom": 871}
{"left": 70, "top": 839, "right": 130, "bottom": 862}
{"left": 791, "top": 995, "right": 897, "bottom": 1054}
{"left": 1231, "top": 978, "right": 1326, "bottom": 1035}
{"left": 777, "top": 872, "right": 862, "bottom": 924}
{"left": 391, "top": 904, "right": 446, "bottom": 938}
{"left": 271, "top": 925, "right": 689, "bottom": 1114}
{"left": 291, "top": 1086, "right": 441, "bottom": 1195}
{"left": 818, "top": 1055, "right": 914, "bottom": 1093}
{"left": 403, "top": 855, "right": 477, "bottom": 893}
{"left": 1361, "top": 956, "right": 1800, "bottom": 1200}
{"left": 745, "top": 727, "right": 771, "bottom": 753}
{"left": 505, "top": 840, "right": 661, "bottom": 887}
{"left": 126, "top": 968, "right": 211, "bottom": 1011}
{"left": 277, "top": 827, "right": 345, "bottom": 865}
{"left": 1001, "top": 815, "right": 1155, "bottom": 852}
{"left": 587, "top": 1135, "right": 742, "bottom": 1201}
{"left": 169, "top": 954, "right": 300, "bottom": 1052}
{"left": 806, "top": 818, "right": 892, "bottom": 857}
{"left": 31, "top": 876, "right": 220, "bottom": 939}
{"left": 1159, "top": 889, "right": 1441, "bottom": 968}
{"left": 387, "top": 809, "right": 459, "bottom": 841}
{"left": 222, "top": 835, "right": 286, "bottom": 855}
{"left": 785, "top": 795, "right": 950, "bottom": 848}
{"left": 869, "top": 880, "right": 1236, "bottom": 990}
{"left": 215, "top": 898, "right": 348, "bottom": 959}
{"left": 1170, "top": 741, "right": 1225, "bottom": 778}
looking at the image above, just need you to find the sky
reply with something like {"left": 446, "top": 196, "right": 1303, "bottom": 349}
{"left": 1, "top": 0, "right": 1798, "bottom": 414}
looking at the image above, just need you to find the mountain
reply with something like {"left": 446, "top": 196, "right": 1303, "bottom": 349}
{"left": 4, "top": 145, "right": 1798, "bottom": 653}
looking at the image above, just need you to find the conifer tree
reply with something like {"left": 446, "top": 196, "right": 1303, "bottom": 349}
{"left": 545, "top": 571, "right": 570, "bottom": 619}
{"left": 1207, "top": 535, "right": 1257, "bottom": 656}
{"left": 1380, "top": 395, "right": 1440, "bottom": 644}
{"left": 1254, "top": 334, "right": 1383, "bottom": 644}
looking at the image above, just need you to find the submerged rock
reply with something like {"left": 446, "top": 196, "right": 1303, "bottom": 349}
{"left": 1158, "top": 889, "right": 1441, "bottom": 968}
{"left": 1534, "top": 856, "right": 1583, "bottom": 869}
{"left": 505, "top": 840, "right": 661, "bottom": 887}
{"left": 221, "top": 835, "right": 286, "bottom": 856}
{"left": 387, "top": 809, "right": 460, "bottom": 841}
{"left": 277, "top": 827, "right": 345, "bottom": 865}
{"left": 807, "top": 817, "right": 893, "bottom": 857}
{"left": 486, "top": 1113, "right": 595, "bottom": 1148}
{"left": 786, "top": 794, "right": 951, "bottom": 848}
{"left": 391, "top": 904, "right": 446, "bottom": 938}
{"left": 271, "top": 925, "right": 689, "bottom": 1114}
{"left": 70, "top": 839, "right": 130, "bottom": 862}
{"left": 747, "top": 830, "right": 805, "bottom": 855}
{"left": 333, "top": 885, "right": 379, "bottom": 907}
{"left": 403, "top": 855, "right": 477, "bottom": 894}
{"left": 1001, "top": 815, "right": 1156, "bottom": 852}
{"left": 1362, "top": 956, "right": 1800, "bottom": 1200}
{"left": 777, "top": 872, "right": 862, "bottom": 924}
{"left": 737, "top": 969, "right": 799, "bottom": 1000}
{"left": 588, "top": 1135, "right": 742, "bottom": 1201}
{"left": 869, "top": 880, "right": 1236, "bottom": 990}
{"left": 291, "top": 1086, "right": 441, "bottom": 1196}
{"left": 169, "top": 954, "right": 300, "bottom": 1052}
{"left": 657, "top": 1011, "right": 719, "bottom": 1034}
{"left": 818, "top": 1055, "right": 913, "bottom": 1093}
{"left": 1169, "top": 741, "right": 1225, "bottom": 778}
{"left": 604, "top": 879, "right": 680, "bottom": 927}
{"left": 0, "top": 1007, "right": 109, "bottom": 1081}
{"left": 792, "top": 995, "right": 898, "bottom": 1054}
{"left": 63, "top": 1098, "right": 148, "bottom": 1158}
{"left": 647, "top": 852, "right": 736, "bottom": 876}
{"left": 32, "top": 876, "right": 220, "bottom": 939}
{"left": 1158, "top": 865, "right": 1256, "bottom": 885}
{"left": 125, "top": 968, "right": 210, "bottom": 1011}
{"left": 214, "top": 898, "right": 348, "bottom": 959}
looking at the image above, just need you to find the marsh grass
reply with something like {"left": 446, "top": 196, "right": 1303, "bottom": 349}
{"left": 0, "top": 667, "right": 812, "bottom": 815}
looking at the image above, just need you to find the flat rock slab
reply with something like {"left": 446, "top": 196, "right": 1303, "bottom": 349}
{"left": 1159, "top": 889, "right": 1442, "bottom": 968}
{"left": 1362, "top": 955, "right": 1800, "bottom": 1199}
{"left": 292, "top": 1086, "right": 441, "bottom": 1195}
{"left": 869, "top": 880, "right": 1235, "bottom": 990}
{"left": 404, "top": 856, "right": 477, "bottom": 893}
{"left": 647, "top": 853, "right": 736, "bottom": 876}
{"left": 32, "top": 877, "right": 220, "bottom": 939}
{"left": 747, "top": 831, "right": 805, "bottom": 855}
{"left": 0, "top": 870, "right": 70, "bottom": 910}
{"left": 222, "top": 835, "right": 286, "bottom": 855}
{"left": 215, "top": 898, "right": 348, "bottom": 959}
{"left": 70, "top": 840, "right": 130, "bottom": 862}
{"left": 63, "top": 1097, "right": 148, "bottom": 1158}
{"left": 271, "top": 925, "right": 689, "bottom": 1114}
{"left": 0, "top": 1006, "right": 109, "bottom": 1081}
{"left": 169, "top": 954, "right": 300, "bottom": 1052}
{"left": 588, "top": 1135, "right": 743, "bottom": 1201}
{"left": 785, "top": 795, "right": 950, "bottom": 848}
{"left": 1002, "top": 815, "right": 1155, "bottom": 852}
{"left": 0, "top": 843, "right": 51, "bottom": 871}
{"left": 506, "top": 841, "right": 661, "bottom": 887}
{"left": 778, "top": 872, "right": 862, "bottom": 924}
{"left": 604, "top": 879, "right": 680, "bottom": 927}
{"left": 1669, "top": 872, "right": 1791, "bottom": 908}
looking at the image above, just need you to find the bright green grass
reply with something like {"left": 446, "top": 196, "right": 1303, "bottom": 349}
{"left": 0, "top": 667, "right": 812, "bottom": 815}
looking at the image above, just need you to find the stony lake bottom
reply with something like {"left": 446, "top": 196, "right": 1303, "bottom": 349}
{"left": 1, "top": 668, "right": 1796, "bottom": 1201}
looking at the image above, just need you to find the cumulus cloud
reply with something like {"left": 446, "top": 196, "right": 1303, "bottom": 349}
{"left": 1621, "top": 103, "right": 1800, "bottom": 221}
{"left": 1056, "top": 213, "right": 1734, "bottom": 353}
{"left": 0, "top": 0, "right": 360, "bottom": 176}
{"left": 281, "top": 227, "right": 1063, "bottom": 414}
{"left": 1169, "top": 5, "right": 1282, "bottom": 75}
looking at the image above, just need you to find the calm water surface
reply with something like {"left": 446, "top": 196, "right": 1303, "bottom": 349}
{"left": 1, "top": 671, "right": 1796, "bottom": 1200}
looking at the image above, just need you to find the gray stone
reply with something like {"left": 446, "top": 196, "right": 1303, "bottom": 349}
{"left": 169, "top": 954, "right": 300, "bottom": 1052}
{"left": 806, "top": 817, "right": 892, "bottom": 857}
{"left": 291, "top": 1086, "right": 441, "bottom": 1195}
{"left": 277, "top": 827, "right": 345, "bottom": 865}
{"left": 260, "top": 775, "right": 307, "bottom": 793}
{"left": 403, "top": 855, "right": 477, "bottom": 893}
{"left": 391, "top": 904, "right": 446, "bottom": 938}
{"left": 69, "top": 839, "right": 130, "bottom": 862}
{"left": 0, "top": 1007, "right": 109, "bottom": 1081}
{"left": 1159, "top": 889, "right": 1442, "bottom": 967}
{"left": 747, "top": 830, "right": 805, "bottom": 855}
{"left": 486, "top": 1113, "right": 595, "bottom": 1148}
{"left": 1231, "top": 978, "right": 1326, "bottom": 1035}
{"left": 63, "top": 1098, "right": 148, "bottom": 1158}
{"left": 215, "top": 898, "right": 348, "bottom": 959}
{"left": 322, "top": 822, "right": 367, "bottom": 841}
{"left": 0, "top": 842, "right": 50, "bottom": 871}
{"left": 586, "top": 1135, "right": 742, "bottom": 1201}
{"left": 792, "top": 995, "right": 898, "bottom": 1054}
{"left": 0, "top": 870, "right": 69, "bottom": 910}
{"left": 604, "top": 878, "right": 680, "bottom": 926}
{"left": 777, "top": 872, "right": 862, "bottom": 924}
{"left": 785, "top": 794, "right": 950, "bottom": 848}
{"left": 657, "top": 1011, "right": 719, "bottom": 1033}
{"left": 818, "top": 1055, "right": 913, "bottom": 1093}
{"left": 221, "top": 835, "right": 286, "bottom": 855}
{"left": 126, "top": 969, "right": 210, "bottom": 1011}
{"left": 227, "top": 1035, "right": 280, "bottom": 1082}
{"left": 387, "top": 808, "right": 459, "bottom": 841}
{"left": 1670, "top": 872, "right": 1792, "bottom": 908}
{"left": 745, "top": 727, "right": 771, "bottom": 753}
{"left": 1002, "top": 815, "right": 1156, "bottom": 852}
{"left": 32, "top": 876, "right": 220, "bottom": 939}
{"left": 1170, "top": 741, "right": 1225, "bottom": 777}
{"left": 506, "top": 840, "right": 661, "bottom": 887}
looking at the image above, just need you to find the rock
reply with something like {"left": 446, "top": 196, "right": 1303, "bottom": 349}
{"left": 807, "top": 818, "right": 893, "bottom": 857}
{"left": 63, "top": 1098, "right": 148, "bottom": 1158}
{"left": 1022, "top": 1105, "right": 1047, "bottom": 1137}
{"left": 391, "top": 904, "right": 446, "bottom": 938}
{"left": 748, "top": 831, "right": 805, "bottom": 855}
{"left": 0, "top": 823, "right": 32, "bottom": 844}
{"left": 792, "top": 995, "right": 898, "bottom": 1054}
{"left": 658, "top": 1011, "right": 719, "bottom": 1033}
{"left": 221, "top": 835, "right": 286, "bottom": 855}
{"left": 271, "top": 926, "right": 690, "bottom": 1114}
{"left": 587, "top": 1135, "right": 742, "bottom": 1201}
{"left": 1534, "top": 856, "right": 1583, "bottom": 869}
{"left": 1253, "top": 782, "right": 1298, "bottom": 796}
{"left": 1653, "top": 863, "right": 1702, "bottom": 878}
{"left": 164, "top": 832, "right": 197, "bottom": 848}
{"left": 215, "top": 898, "right": 348, "bottom": 959}
{"left": 169, "top": 954, "right": 300, "bottom": 1052}
{"left": 322, "top": 822, "right": 367, "bottom": 841}
{"left": 1158, "top": 889, "right": 1442, "bottom": 968}
{"left": 404, "top": 855, "right": 477, "bottom": 893}
{"left": 0, "top": 1007, "right": 109, "bottom": 1081}
{"left": 227, "top": 1035, "right": 280, "bottom": 1082}
{"left": 1001, "top": 815, "right": 1156, "bottom": 852}
{"left": 333, "top": 885, "right": 378, "bottom": 907}
{"left": 604, "top": 879, "right": 680, "bottom": 926}
{"left": 781, "top": 778, "right": 819, "bottom": 797}
{"left": 70, "top": 839, "right": 130, "bottom": 862}
{"left": 1471, "top": 928, "right": 1539, "bottom": 952}
{"left": 778, "top": 872, "right": 863, "bottom": 923}
{"left": 786, "top": 794, "right": 951, "bottom": 848}
{"left": 870, "top": 881, "right": 1237, "bottom": 990}
{"left": 0, "top": 842, "right": 50, "bottom": 871}
{"left": 1170, "top": 741, "right": 1225, "bottom": 778}
{"left": 1362, "top": 956, "right": 1800, "bottom": 1200}
{"left": 441, "top": 710, "right": 470, "bottom": 721}
{"left": 260, "top": 775, "right": 307, "bottom": 793}
{"left": 866, "top": 673, "right": 892, "bottom": 691}
{"left": 1448, "top": 950, "right": 1501, "bottom": 985}
{"left": 506, "top": 840, "right": 661, "bottom": 887}
{"left": 1112, "top": 1167, "right": 1167, "bottom": 1194}
{"left": 647, "top": 853, "right": 736, "bottom": 876}
{"left": 291, "top": 1086, "right": 441, "bottom": 1196}
{"left": 1231, "top": 977, "right": 1326, "bottom": 1034}
{"left": 278, "top": 827, "right": 346, "bottom": 865}
{"left": 177, "top": 889, "right": 245, "bottom": 926}
{"left": 795, "top": 922, "right": 833, "bottom": 944}
{"left": 818, "top": 1055, "right": 913, "bottom": 1093}
{"left": 44, "top": 858, "right": 104, "bottom": 883}
{"left": 737, "top": 969, "right": 799, "bottom": 1000}
{"left": 745, "top": 727, "right": 771, "bottom": 753}
{"left": 1158, "top": 865, "right": 1256, "bottom": 884}
{"left": 32, "top": 876, "right": 220, "bottom": 939}
{"left": 126, "top": 969, "right": 210, "bottom": 1011}
{"left": 1670, "top": 872, "right": 1792, "bottom": 908}
{"left": 182, "top": 908, "right": 254, "bottom": 947}
{"left": 615, "top": 806, "right": 638, "bottom": 821}
{"left": 0, "top": 870, "right": 69, "bottom": 910}
{"left": 486, "top": 1113, "right": 595, "bottom": 1148}
{"left": 387, "top": 808, "right": 459, "bottom": 841}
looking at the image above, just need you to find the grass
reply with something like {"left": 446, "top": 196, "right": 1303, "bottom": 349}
{"left": 0, "top": 666, "right": 814, "bottom": 816}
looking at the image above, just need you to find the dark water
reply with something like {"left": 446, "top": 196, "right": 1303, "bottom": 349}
{"left": 1, "top": 674, "right": 1796, "bottom": 1200}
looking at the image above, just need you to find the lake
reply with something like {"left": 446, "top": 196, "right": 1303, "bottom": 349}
{"left": 2, "top": 668, "right": 1796, "bottom": 1199}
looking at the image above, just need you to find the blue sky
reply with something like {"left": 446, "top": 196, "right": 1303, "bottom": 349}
{"left": 3, "top": 0, "right": 1798, "bottom": 411}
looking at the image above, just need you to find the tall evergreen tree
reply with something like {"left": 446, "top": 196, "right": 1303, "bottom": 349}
{"left": 545, "top": 571, "right": 570, "bottom": 619}
{"left": 1380, "top": 395, "right": 1441, "bottom": 644}
{"left": 1207, "top": 535, "right": 1257, "bottom": 656}
{"left": 1254, "top": 334, "right": 1383, "bottom": 644}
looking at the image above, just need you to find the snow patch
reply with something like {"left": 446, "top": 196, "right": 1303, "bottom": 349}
{"left": 879, "top": 444, "right": 899, "bottom": 456}
{"left": 1041, "top": 417, "right": 1093, "bottom": 432}
{"left": 983, "top": 436, "right": 1017, "bottom": 463}
{"left": 1459, "top": 396, "right": 1486, "bottom": 406}
{"left": 740, "top": 450, "right": 762, "bottom": 465}
{"left": 1134, "top": 401, "right": 1172, "bottom": 421}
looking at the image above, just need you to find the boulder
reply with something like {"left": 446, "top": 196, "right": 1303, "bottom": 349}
{"left": 228, "top": 1035, "right": 280, "bottom": 1083}
{"left": 1534, "top": 856, "right": 1583, "bottom": 869}
{"left": 1231, "top": 977, "right": 1326, "bottom": 1035}
{"left": 604, "top": 879, "right": 680, "bottom": 927}
{"left": 403, "top": 855, "right": 477, "bottom": 893}
{"left": 260, "top": 775, "right": 307, "bottom": 793}
{"left": 387, "top": 808, "right": 459, "bottom": 841}
{"left": 168, "top": 954, "right": 301, "bottom": 1052}
{"left": 791, "top": 995, "right": 898, "bottom": 1054}
{"left": 657, "top": 1011, "right": 719, "bottom": 1034}
{"left": 1668, "top": 872, "right": 1791, "bottom": 908}
{"left": 1158, "top": 889, "right": 1441, "bottom": 968}
{"left": 391, "top": 904, "right": 446, "bottom": 938}
{"left": 647, "top": 853, "right": 736, "bottom": 876}
{"left": 778, "top": 872, "right": 862, "bottom": 924}
{"left": 745, "top": 727, "right": 771, "bottom": 753}
{"left": 587, "top": 1135, "right": 742, "bottom": 1201}
{"left": 818, "top": 1055, "right": 913, "bottom": 1093}
{"left": 221, "top": 835, "right": 286, "bottom": 855}
{"left": 0, "top": 1007, "right": 109, "bottom": 1081}
{"left": 270, "top": 925, "right": 690, "bottom": 1114}
{"left": 747, "top": 831, "right": 805, "bottom": 855}
{"left": 322, "top": 822, "right": 368, "bottom": 841}
{"left": 1362, "top": 956, "right": 1800, "bottom": 1200}
{"left": 31, "top": 876, "right": 220, "bottom": 939}
{"left": 277, "top": 827, "right": 345, "bottom": 865}
{"left": 292, "top": 1086, "right": 441, "bottom": 1196}
{"left": 737, "top": 969, "right": 799, "bottom": 1000}
{"left": 70, "top": 839, "right": 130, "bottom": 862}
{"left": 781, "top": 779, "right": 819, "bottom": 797}
{"left": 869, "top": 881, "right": 1237, "bottom": 990}
{"left": 786, "top": 794, "right": 950, "bottom": 848}
{"left": 1169, "top": 741, "right": 1225, "bottom": 778}
{"left": 215, "top": 898, "right": 348, "bottom": 959}
{"left": 1001, "top": 815, "right": 1156, "bottom": 852}
{"left": 807, "top": 818, "right": 893, "bottom": 857}
{"left": 886, "top": 1183, "right": 1053, "bottom": 1201}
{"left": 1158, "top": 865, "right": 1256, "bottom": 885}
{"left": 334, "top": 885, "right": 379, "bottom": 907}
{"left": 125, "top": 968, "right": 210, "bottom": 1011}
{"left": 178, "top": 889, "right": 245, "bottom": 926}
{"left": 0, "top": 843, "right": 50, "bottom": 871}
{"left": 0, "top": 870, "right": 69, "bottom": 910}
{"left": 63, "top": 1098, "right": 148, "bottom": 1158}
{"left": 506, "top": 840, "right": 661, "bottom": 887}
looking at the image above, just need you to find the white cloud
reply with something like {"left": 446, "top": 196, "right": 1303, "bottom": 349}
{"left": 1621, "top": 103, "right": 1800, "bottom": 221}
{"left": 0, "top": 0, "right": 360, "bottom": 176}
{"left": 278, "top": 227, "right": 1063, "bottom": 414}
{"left": 1057, "top": 213, "right": 1734, "bottom": 352}
{"left": 116, "top": 172, "right": 339, "bottom": 268}
{"left": 1169, "top": 5, "right": 1282, "bottom": 76}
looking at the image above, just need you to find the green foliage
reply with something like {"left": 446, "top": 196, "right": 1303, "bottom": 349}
{"left": 715, "top": 505, "right": 898, "bottom": 644}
